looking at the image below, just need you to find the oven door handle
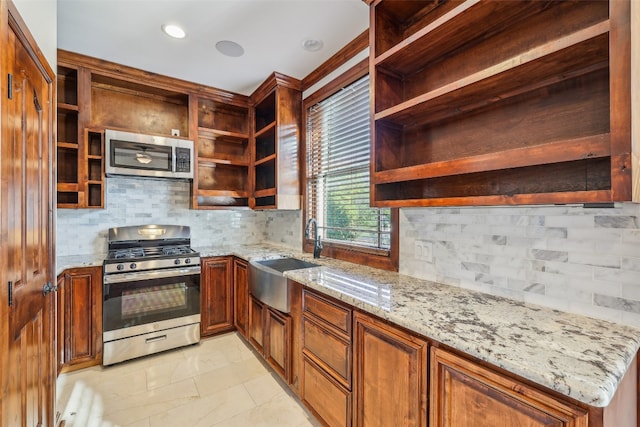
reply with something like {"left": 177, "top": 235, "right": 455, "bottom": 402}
{"left": 103, "top": 266, "right": 201, "bottom": 284}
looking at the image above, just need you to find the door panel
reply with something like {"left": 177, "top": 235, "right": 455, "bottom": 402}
{"left": 1, "top": 3, "right": 55, "bottom": 425}
{"left": 200, "top": 257, "right": 234, "bottom": 336}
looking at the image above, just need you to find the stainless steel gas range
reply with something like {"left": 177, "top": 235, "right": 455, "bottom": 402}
{"left": 102, "top": 224, "right": 201, "bottom": 365}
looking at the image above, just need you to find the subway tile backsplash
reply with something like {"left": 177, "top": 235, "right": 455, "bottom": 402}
{"left": 56, "top": 177, "right": 266, "bottom": 256}
{"left": 400, "top": 203, "right": 640, "bottom": 327}
{"left": 56, "top": 177, "right": 640, "bottom": 327}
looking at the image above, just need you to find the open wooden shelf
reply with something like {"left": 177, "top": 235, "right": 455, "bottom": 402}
{"left": 57, "top": 102, "right": 79, "bottom": 112}
{"left": 374, "top": 134, "right": 611, "bottom": 184}
{"left": 254, "top": 121, "right": 276, "bottom": 138}
{"left": 254, "top": 91, "right": 276, "bottom": 133}
{"left": 193, "top": 94, "right": 251, "bottom": 209}
{"left": 250, "top": 73, "right": 302, "bottom": 210}
{"left": 254, "top": 188, "right": 276, "bottom": 198}
{"left": 57, "top": 142, "right": 79, "bottom": 150}
{"left": 254, "top": 154, "right": 276, "bottom": 167}
{"left": 369, "top": 0, "right": 631, "bottom": 207}
{"left": 376, "top": 30, "right": 609, "bottom": 125}
{"left": 197, "top": 127, "right": 248, "bottom": 140}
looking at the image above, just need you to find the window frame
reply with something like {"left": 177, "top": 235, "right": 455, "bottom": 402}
{"left": 302, "top": 59, "right": 398, "bottom": 272}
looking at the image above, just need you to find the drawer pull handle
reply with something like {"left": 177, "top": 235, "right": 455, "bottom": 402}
{"left": 145, "top": 335, "right": 167, "bottom": 343}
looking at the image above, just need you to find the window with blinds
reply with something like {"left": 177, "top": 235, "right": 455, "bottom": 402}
{"left": 306, "top": 75, "right": 391, "bottom": 253}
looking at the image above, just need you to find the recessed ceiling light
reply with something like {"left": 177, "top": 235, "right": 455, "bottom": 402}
{"left": 216, "top": 40, "right": 245, "bottom": 57}
{"left": 302, "top": 38, "right": 323, "bottom": 52}
{"left": 162, "top": 24, "right": 186, "bottom": 39}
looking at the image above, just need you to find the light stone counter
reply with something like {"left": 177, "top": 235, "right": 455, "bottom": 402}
{"left": 61, "top": 244, "right": 640, "bottom": 408}
{"left": 56, "top": 253, "right": 106, "bottom": 276}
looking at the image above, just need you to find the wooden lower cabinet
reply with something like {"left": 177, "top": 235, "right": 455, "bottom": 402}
{"left": 248, "top": 293, "right": 292, "bottom": 382}
{"left": 430, "top": 347, "right": 588, "bottom": 427}
{"left": 265, "top": 306, "right": 292, "bottom": 382}
{"left": 233, "top": 258, "right": 249, "bottom": 338}
{"left": 303, "top": 356, "right": 351, "bottom": 427}
{"left": 249, "top": 295, "right": 265, "bottom": 353}
{"left": 353, "top": 311, "right": 428, "bottom": 427}
{"left": 201, "top": 256, "right": 234, "bottom": 337}
{"left": 301, "top": 288, "right": 353, "bottom": 427}
{"left": 57, "top": 266, "right": 103, "bottom": 372}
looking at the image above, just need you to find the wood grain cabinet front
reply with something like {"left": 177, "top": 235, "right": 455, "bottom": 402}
{"left": 233, "top": 258, "right": 249, "bottom": 338}
{"left": 353, "top": 311, "right": 428, "bottom": 427}
{"left": 200, "top": 257, "right": 234, "bottom": 337}
{"left": 248, "top": 294, "right": 293, "bottom": 383}
{"left": 430, "top": 347, "right": 588, "bottom": 427}
{"left": 57, "top": 266, "right": 103, "bottom": 372}
{"left": 265, "top": 306, "right": 292, "bottom": 382}
{"left": 301, "top": 289, "right": 353, "bottom": 427}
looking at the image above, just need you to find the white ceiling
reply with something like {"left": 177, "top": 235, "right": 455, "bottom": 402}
{"left": 56, "top": 0, "right": 370, "bottom": 96}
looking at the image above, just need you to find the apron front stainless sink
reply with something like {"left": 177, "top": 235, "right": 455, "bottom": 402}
{"left": 249, "top": 257, "right": 320, "bottom": 313}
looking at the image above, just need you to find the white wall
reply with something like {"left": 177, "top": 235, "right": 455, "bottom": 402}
{"left": 12, "top": 0, "right": 57, "bottom": 69}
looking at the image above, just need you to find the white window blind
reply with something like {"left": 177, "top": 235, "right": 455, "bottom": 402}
{"left": 306, "top": 75, "right": 391, "bottom": 252}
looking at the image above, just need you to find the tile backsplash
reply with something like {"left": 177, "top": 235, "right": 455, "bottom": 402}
{"left": 56, "top": 177, "right": 266, "bottom": 256}
{"left": 57, "top": 177, "right": 640, "bottom": 327}
{"left": 400, "top": 203, "right": 640, "bottom": 327}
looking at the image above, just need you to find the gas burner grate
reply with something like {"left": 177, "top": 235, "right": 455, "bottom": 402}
{"left": 162, "top": 246, "right": 192, "bottom": 256}
{"left": 112, "top": 248, "right": 145, "bottom": 259}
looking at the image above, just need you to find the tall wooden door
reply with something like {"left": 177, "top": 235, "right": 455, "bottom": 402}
{"left": 1, "top": 1, "right": 55, "bottom": 425}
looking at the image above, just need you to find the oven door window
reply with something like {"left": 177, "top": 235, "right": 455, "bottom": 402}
{"left": 104, "top": 273, "right": 199, "bottom": 332}
{"left": 110, "top": 139, "right": 172, "bottom": 172}
{"left": 121, "top": 282, "right": 187, "bottom": 318}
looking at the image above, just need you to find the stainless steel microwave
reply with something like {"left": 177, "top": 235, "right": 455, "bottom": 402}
{"left": 105, "top": 129, "right": 194, "bottom": 180}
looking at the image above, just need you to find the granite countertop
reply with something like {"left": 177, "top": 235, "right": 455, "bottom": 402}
{"left": 57, "top": 253, "right": 106, "bottom": 276}
{"left": 58, "top": 244, "right": 640, "bottom": 408}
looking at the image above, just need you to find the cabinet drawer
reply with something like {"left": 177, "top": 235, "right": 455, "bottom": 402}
{"left": 303, "top": 317, "right": 351, "bottom": 386}
{"left": 302, "top": 356, "right": 352, "bottom": 427}
{"left": 303, "top": 289, "right": 351, "bottom": 335}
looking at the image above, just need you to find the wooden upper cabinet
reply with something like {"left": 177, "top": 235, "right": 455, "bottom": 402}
{"left": 430, "top": 347, "right": 588, "bottom": 427}
{"left": 369, "top": 0, "right": 634, "bottom": 207}
{"left": 190, "top": 94, "right": 251, "bottom": 209}
{"left": 250, "top": 72, "right": 303, "bottom": 210}
{"left": 56, "top": 60, "right": 105, "bottom": 209}
{"left": 200, "top": 257, "right": 235, "bottom": 336}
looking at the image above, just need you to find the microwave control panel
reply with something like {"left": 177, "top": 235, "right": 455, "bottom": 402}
{"left": 175, "top": 147, "right": 191, "bottom": 173}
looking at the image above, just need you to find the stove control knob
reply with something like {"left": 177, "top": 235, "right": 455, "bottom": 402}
{"left": 185, "top": 258, "right": 191, "bottom": 264}
{"left": 130, "top": 263, "right": 137, "bottom": 270}
{"left": 117, "top": 264, "right": 125, "bottom": 271}
{"left": 174, "top": 259, "right": 181, "bottom": 265}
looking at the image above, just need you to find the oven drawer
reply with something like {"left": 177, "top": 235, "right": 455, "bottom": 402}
{"left": 103, "top": 321, "right": 200, "bottom": 365}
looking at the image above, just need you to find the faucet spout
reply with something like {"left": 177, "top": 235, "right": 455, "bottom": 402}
{"left": 305, "top": 218, "right": 323, "bottom": 259}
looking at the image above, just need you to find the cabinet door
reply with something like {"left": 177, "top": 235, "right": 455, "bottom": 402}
{"left": 200, "top": 257, "right": 234, "bottom": 337}
{"left": 430, "top": 348, "right": 588, "bottom": 427}
{"left": 353, "top": 312, "right": 428, "bottom": 427}
{"left": 265, "top": 307, "right": 291, "bottom": 382}
{"left": 63, "top": 266, "right": 103, "bottom": 369}
{"left": 233, "top": 258, "right": 249, "bottom": 337}
{"left": 249, "top": 295, "right": 265, "bottom": 353}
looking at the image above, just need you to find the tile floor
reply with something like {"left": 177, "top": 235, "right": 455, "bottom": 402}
{"left": 56, "top": 332, "right": 321, "bottom": 427}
